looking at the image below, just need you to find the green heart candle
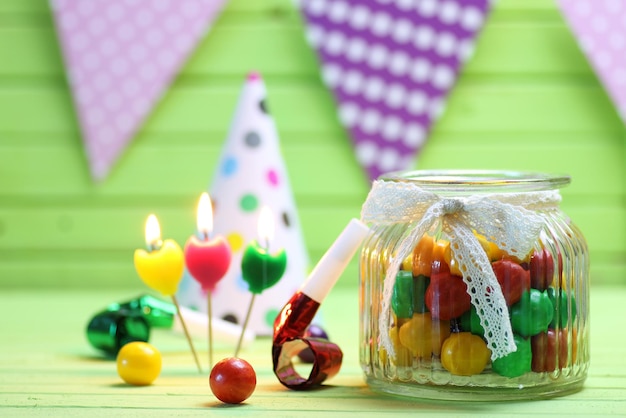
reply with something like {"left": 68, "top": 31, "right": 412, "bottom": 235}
{"left": 235, "top": 206, "right": 287, "bottom": 356}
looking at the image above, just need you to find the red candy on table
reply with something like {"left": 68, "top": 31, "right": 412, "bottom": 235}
{"left": 209, "top": 357, "right": 257, "bottom": 404}
{"left": 492, "top": 259, "right": 530, "bottom": 306}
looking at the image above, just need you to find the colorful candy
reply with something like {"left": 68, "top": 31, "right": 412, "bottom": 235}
{"left": 459, "top": 306, "right": 485, "bottom": 337}
{"left": 398, "top": 313, "right": 450, "bottom": 358}
{"left": 531, "top": 328, "right": 569, "bottom": 372}
{"left": 425, "top": 270, "right": 471, "bottom": 320}
{"left": 510, "top": 289, "right": 554, "bottom": 337}
{"left": 529, "top": 248, "right": 555, "bottom": 290}
{"left": 392, "top": 271, "right": 429, "bottom": 319}
{"left": 491, "top": 334, "right": 532, "bottom": 378}
{"left": 116, "top": 342, "right": 162, "bottom": 386}
{"left": 492, "top": 259, "right": 531, "bottom": 306}
{"left": 386, "top": 233, "right": 580, "bottom": 380}
{"left": 440, "top": 332, "right": 491, "bottom": 376}
{"left": 209, "top": 357, "right": 257, "bottom": 404}
{"left": 547, "top": 287, "right": 577, "bottom": 328}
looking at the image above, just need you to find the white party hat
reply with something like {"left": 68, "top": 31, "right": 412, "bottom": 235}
{"left": 178, "top": 72, "right": 310, "bottom": 335}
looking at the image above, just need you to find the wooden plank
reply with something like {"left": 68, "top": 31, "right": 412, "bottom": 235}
{"left": 1, "top": 138, "right": 621, "bottom": 200}
{"left": 0, "top": 287, "right": 625, "bottom": 416}
{"left": 1, "top": 82, "right": 622, "bottom": 134}
{"left": 0, "top": 23, "right": 595, "bottom": 79}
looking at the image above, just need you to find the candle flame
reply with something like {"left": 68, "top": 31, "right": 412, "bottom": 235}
{"left": 196, "top": 192, "right": 213, "bottom": 237}
{"left": 257, "top": 206, "right": 274, "bottom": 249}
{"left": 145, "top": 214, "right": 162, "bottom": 249}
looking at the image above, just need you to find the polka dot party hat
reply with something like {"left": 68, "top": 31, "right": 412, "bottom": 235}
{"left": 301, "top": 0, "right": 491, "bottom": 181}
{"left": 177, "top": 72, "right": 310, "bottom": 336}
{"left": 558, "top": 0, "right": 626, "bottom": 123}
{"left": 50, "top": 0, "right": 227, "bottom": 181}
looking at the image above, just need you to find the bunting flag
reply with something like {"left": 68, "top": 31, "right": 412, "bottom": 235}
{"left": 300, "top": 0, "right": 491, "bottom": 181}
{"left": 50, "top": 0, "right": 227, "bottom": 181}
{"left": 177, "top": 73, "right": 311, "bottom": 336}
{"left": 558, "top": 0, "right": 626, "bottom": 123}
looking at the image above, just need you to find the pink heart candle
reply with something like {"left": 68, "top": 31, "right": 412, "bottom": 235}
{"left": 184, "top": 193, "right": 232, "bottom": 291}
{"left": 184, "top": 192, "right": 232, "bottom": 367}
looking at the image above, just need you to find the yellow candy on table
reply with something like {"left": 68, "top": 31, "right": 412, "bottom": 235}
{"left": 133, "top": 239, "right": 185, "bottom": 296}
{"left": 398, "top": 313, "right": 450, "bottom": 358}
{"left": 116, "top": 342, "right": 162, "bottom": 386}
{"left": 440, "top": 332, "right": 491, "bottom": 376}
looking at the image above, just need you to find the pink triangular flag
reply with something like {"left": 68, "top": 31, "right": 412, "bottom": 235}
{"left": 558, "top": 0, "right": 626, "bottom": 123}
{"left": 300, "top": 0, "right": 491, "bottom": 181}
{"left": 50, "top": 0, "right": 227, "bottom": 181}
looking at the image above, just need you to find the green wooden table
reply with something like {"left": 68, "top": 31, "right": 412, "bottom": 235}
{"left": 1, "top": 286, "right": 625, "bottom": 417}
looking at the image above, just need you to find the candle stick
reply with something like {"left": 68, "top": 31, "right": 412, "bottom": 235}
{"left": 272, "top": 218, "right": 370, "bottom": 389}
{"left": 235, "top": 206, "right": 287, "bottom": 356}
{"left": 184, "top": 192, "right": 232, "bottom": 368}
{"left": 133, "top": 214, "right": 202, "bottom": 373}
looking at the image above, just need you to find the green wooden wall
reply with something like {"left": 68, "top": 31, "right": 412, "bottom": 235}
{"left": 0, "top": 0, "right": 624, "bottom": 290}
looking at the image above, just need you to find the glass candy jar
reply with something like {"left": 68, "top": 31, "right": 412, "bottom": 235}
{"left": 359, "top": 171, "right": 589, "bottom": 401}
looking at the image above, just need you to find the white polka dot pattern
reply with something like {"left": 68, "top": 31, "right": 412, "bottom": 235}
{"left": 559, "top": 0, "right": 626, "bottom": 123}
{"left": 301, "top": 0, "right": 491, "bottom": 180}
{"left": 50, "top": 0, "right": 226, "bottom": 180}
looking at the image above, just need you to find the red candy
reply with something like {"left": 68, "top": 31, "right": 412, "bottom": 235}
{"left": 492, "top": 259, "right": 530, "bottom": 306}
{"left": 531, "top": 329, "right": 568, "bottom": 372}
{"left": 529, "top": 248, "right": 557, "bottom": 290}
{"left": 209, "top": 357, "right": 256, "bottom": 404}
{"left": 425, "top": 271, "right": 471, "bottom": 320}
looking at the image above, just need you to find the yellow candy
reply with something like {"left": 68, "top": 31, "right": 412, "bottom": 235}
{"left": 440, "top": 332, "right": 491, "bottom": 376}
{"left": 401, "top": 253, "right": 413, "bottom": 271}
{"left": 134, "top": 239, "right": 184, "bottom": 296}
{"left": 398, "top": 313, "right": 450, "bottom": 358}
{"left": 382, "top": 325, "right": 412, "bottom": 367}
{"left": 117, "top": 342, "right": 162, "bottom": 386}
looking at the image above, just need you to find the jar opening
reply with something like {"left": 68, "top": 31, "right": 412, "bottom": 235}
{"left": 380, "top": 170, "right": 570, "bottom": 194}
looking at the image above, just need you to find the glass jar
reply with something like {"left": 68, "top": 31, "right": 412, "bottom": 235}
{"left": 359, "top": 170, "right": 589, "bottom": 401}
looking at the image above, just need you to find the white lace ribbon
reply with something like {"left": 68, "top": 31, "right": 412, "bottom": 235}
{"left": 361, "top": 180, "right": 560, "bottom": 360}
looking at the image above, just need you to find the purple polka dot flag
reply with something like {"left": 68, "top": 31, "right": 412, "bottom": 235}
{"left": 300, "top": 0, "right": 491, "bottom": 181}
{"left": 558, "top": 0, "right": 626, "bottom": 123}
{"left": 49, "top": 0, "right": 227, "bottom": 181}
{"left": 177, "top": 73, "right": 310, "bottom": 336}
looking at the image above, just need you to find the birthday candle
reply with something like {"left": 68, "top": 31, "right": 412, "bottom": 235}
{"left": 184, "top": 192, "right": 232, "bottom": 367}
{"left": 235, "top": 206, "right": 287, "bottom": 356}
{"left": 133, "top": 214, "right": 203, "bottom": 373}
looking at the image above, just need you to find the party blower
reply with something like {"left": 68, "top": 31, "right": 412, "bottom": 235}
{"left": 272, "top": 218, "right": 370, "bottom": 389}
{"left": 86, "top": 295, "right": 255, "bottom": 357}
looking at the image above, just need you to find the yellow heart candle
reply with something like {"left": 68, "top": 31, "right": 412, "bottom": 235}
{"left": 133, "top": 214, "right": 202, "bottom": 373}
{"left": 134, "top": 215, "right": 185, "bottom": 296}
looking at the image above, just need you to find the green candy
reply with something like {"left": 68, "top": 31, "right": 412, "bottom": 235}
{"left": 392, "top": 271, "right": 414, "bottom": 319}
{"left": 412, "top": 274, "right": 430, "bottom": 314}
{"left": 510, "top": 289, "right": 554, "bottom": 337}
{"left": 492, "top": 334, "right": 532, "bottom": 378}
{"left": 391, "top": 272, "right": 430, "bottom": 319}
{"left": 460, "top": 306, "right": 485, "bottom": 336}
{"left": 547, "top": 287, "right": 577, "bottom": 328}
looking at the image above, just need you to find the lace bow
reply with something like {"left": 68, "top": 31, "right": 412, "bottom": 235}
{"left": 361, "top": 180, "right": 559, "bottom": 360}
